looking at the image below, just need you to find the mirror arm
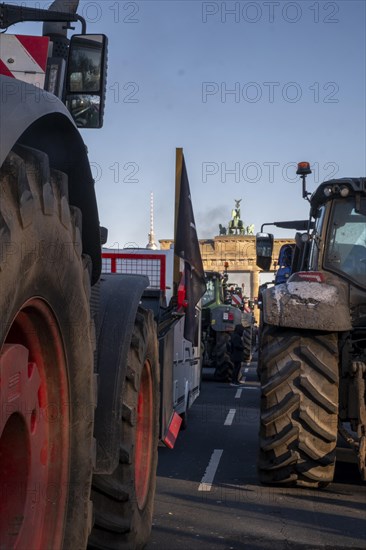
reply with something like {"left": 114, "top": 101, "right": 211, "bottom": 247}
{"left": 0, "top": 3, "right": 86, "bottom": 32}
{"left": 75, "top": 14, "right": 86, "bottom": 34}
{"left": 261, "top": 222, "right": 274, "bottom": 232}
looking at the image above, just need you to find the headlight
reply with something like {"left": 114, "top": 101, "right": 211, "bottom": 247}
{"left": 340, "top": 186, "right": 350, "bottom": 197}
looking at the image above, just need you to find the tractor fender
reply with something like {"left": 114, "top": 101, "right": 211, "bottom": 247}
{"left": 262, "top": 274, "right": 352, "bottom": 331}
{"left": 0, "top": 75, "right": 101, "bottom": 283}
{"left": 94, "top": 273, "right": 150, "bottom": 474}
{"left": 210, "top": 304, "right": 242, "bottom": 332}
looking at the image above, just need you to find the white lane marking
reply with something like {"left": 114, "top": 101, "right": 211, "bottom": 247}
{"left": 244, "top": 367, "right": 249, "bottom": 373}
{"left": 235, "top": 389, "right": 242, "bottom": 399}
{"left": 224, "top": 408, "right": 236, "bottom": 426}
{"left": 243, "top": 387, "right": 260, "bottom": 390}
{"left": 198, "top": 449, "right": 223, "bottom": 491}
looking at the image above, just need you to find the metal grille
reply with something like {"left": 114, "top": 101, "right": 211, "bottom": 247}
{"left": 116, "top": 258, "right": 161, "bottom": 288}
{"left": 102, "top": 257, "right": 111, "bottom": 273}
{"left": 102, "top": 253, "right": 166, "bottom": 291}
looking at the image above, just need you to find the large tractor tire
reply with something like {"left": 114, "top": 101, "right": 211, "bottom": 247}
{"left": 258, "top": 325, "right": 339, "bottom": 487}
{"left": 214, "top": 332, "right": 233, "bottom": 381}
{"left": 89, "top": 308, "right": 160, "bottom": 550}
{"left": 242, "top": 326, "right": 253, "bottom": 363}
{"left": 0, "top": 146, "right": 95, "bottom": 549}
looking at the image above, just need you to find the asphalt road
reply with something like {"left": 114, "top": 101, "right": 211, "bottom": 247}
{"left": 148, "top": 361, "right": 366, "bottom": 550}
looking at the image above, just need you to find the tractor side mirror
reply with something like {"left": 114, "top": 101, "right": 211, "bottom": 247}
{"left": 256, "top": 232, "right": 274, "bottom": 271}
{"left": 100, "top": 226, "right": 108, "bottom": 245}
{"left": 66, "top": 34, "right": 108, "bottom": 128}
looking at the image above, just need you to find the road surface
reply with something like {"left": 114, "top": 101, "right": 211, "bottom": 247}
{"left": 148, "top": 361, "right": 366, "bottom": 549}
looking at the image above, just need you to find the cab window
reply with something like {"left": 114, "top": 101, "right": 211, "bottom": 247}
{"left": 324, "top": 198, "right": 366, "bottom": 287}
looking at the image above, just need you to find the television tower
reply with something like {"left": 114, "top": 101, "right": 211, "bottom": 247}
{"left": 146, "top": 192, "right": 158, "bottom": 250}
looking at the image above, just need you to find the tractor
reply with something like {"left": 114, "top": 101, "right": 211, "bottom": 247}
{"left": 0, "top": 2, "right": 161, "bottom": 548}
{"left": 201, "top": 269, "right": 253, "bottom": 381}
{"left": 256, "top": 162, "right": 366, "bottom": 486}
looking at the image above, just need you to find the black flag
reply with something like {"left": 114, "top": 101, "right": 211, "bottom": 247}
{"left": 174, "top": 153, "right": 206, "bottom": 345}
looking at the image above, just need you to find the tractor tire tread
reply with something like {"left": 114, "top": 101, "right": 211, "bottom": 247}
{"left": 89, "top": 308, "right": 159, "bottom": 550}
{"left": 0, "top": 145, "right": 95, "bottom": 548}
{"left": 258, "top": 325, "right": 339, "bottom": 488}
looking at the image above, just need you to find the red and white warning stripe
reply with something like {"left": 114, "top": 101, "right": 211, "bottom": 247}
{"left": 231, "top": 293, "right": 242, "bottom": 307}
{"left": 0, "top": 35, "right": 49, "bottom": 86}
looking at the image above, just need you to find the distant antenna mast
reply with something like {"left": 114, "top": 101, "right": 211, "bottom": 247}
{"left": 146, "top": 192, "right": 158, "bottom": 250}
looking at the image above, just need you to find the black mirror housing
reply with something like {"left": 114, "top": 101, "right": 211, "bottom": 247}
{"left": 66, "top": 34, "right": 108, "bottom": 128}
{"left": 256, "top": 232, "right": 274, "bottom": 271}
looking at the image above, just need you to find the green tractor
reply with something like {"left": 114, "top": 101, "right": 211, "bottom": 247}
{"left": 201, "top": 270, "right": 253, "bottom": 381}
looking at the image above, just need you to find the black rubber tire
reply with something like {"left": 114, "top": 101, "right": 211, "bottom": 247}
{"left": 214, "top": 332, "right": 234, "bottom": 381}
{"left": 256, "top": 314, "right": 264, "bottom": 381}
{"left": 258, "top": 325, "right": 339, "bottom": 487}
{"left": 89, "top": 308, "right": 160, "bottom": 550}
{"left": 0, "top": 145, "right": 95, "bottom": 548}
{"left": 242, "top": 326, "right": 253, "bottom": 363}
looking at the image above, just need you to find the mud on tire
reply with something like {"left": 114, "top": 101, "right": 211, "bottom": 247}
{"left": 0, "top": 145, "right": 95, "bottom": 549}
{"left": 89, "top": 308, "right": 160, "bottom": 550}
{"left": 258, "top": 325, "right": 339, "bottom": 488}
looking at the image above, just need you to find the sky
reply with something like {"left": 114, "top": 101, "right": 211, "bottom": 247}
{"left": 7, "top": 0, "right": 366, "bottom": 249}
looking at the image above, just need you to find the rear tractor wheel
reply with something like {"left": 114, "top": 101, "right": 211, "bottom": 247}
{"left": 0, "top": 145, "right": 95, "bottom": 549}
{"left": 89, "top": 308, "right": 160, "bottom": 550}
{"left": 242, "top": 326, "right": 253, "bottom": 363}
{"left": 214, "top": 332, "right": 234, "bottom": 382}
{"left": 258, "top": 325, "right": 339, "bottom": 488}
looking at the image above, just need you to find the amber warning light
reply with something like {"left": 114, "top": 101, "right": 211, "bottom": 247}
{"left": 296, "top": 162, "right": 312, "bottom": 176}
{"left": 296, "top": 161, "right": 312, "bottom": 200}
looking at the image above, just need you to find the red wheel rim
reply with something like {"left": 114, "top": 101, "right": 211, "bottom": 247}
{"left": 0, "top": 299, "right": 69, "bottom": 549}
{"left": 134, "top": 358, "right": 153, "bottom": 509}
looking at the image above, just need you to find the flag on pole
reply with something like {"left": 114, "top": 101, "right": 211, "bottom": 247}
{"left": 174, "top": 151, "right": 206, "bottom": 345}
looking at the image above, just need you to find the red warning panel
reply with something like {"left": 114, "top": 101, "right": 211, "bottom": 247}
{"left": 15, "top": 35, "right": 49, "bottom": 71}
{"left": 0, "top": 35, "right": 49, "bottom": 87}
{"left": 163, "top": 412, "right": 182, "bottom": 449}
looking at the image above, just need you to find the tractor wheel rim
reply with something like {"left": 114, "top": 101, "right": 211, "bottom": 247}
{"left": 134, "top": 358, "right": 153, "bottom": 510}
{"left": 0, "top": 299, "right": 69, "bottom": 549}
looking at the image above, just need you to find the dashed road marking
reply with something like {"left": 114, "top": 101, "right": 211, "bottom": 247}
{"left": 235, "top": 388, "right": 242, "bottom": 398}
{"left": 198, "top": 449, "right": 223, "bottom": 491}
{"left": 224, "top": 408, "right": 236, "bottom": 426}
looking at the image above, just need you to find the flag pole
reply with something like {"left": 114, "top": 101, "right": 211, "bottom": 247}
{"left": 173, "top": 147, "right": 183, "bottom": 295}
